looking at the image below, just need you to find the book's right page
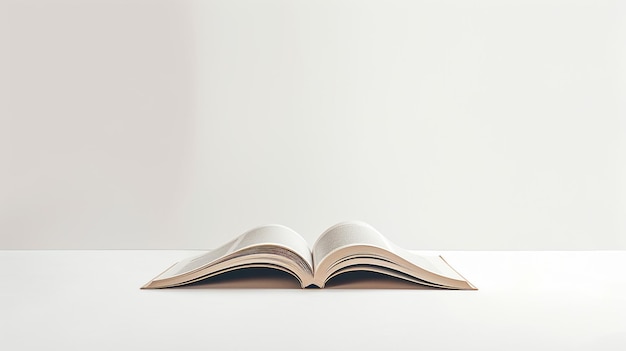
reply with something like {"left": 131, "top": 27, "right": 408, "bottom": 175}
{"left": 312, "top": 221, "right": 390, "bottom": 268}
{"left": 312, "top": 221, "right": 475, "bottom": 289}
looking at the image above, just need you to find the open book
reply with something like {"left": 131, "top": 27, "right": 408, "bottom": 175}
{"left": 142, "top": 221, "right": 476, "bottom": 290}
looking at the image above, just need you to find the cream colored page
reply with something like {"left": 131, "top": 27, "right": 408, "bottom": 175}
{"left": 391, "top": 247, "right": 465, "bottom": 281}
{"left": 312, "top": 221, "right": 465, "bottom": 281}
{"left": 312, "top": 221, "right": 393, "bottom": 269}
{"left": 156, "top": 225, "right": 312, "bottom": 280}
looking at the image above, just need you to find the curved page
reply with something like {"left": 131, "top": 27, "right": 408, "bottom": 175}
{"left": 312, "top": 221, "right": 392, "bottom": 269}
{"left": 312, "top": 221, "right": 466, "bottom": 282}
{"left": 154, "top": 225, "right": 312, "bottom": 281}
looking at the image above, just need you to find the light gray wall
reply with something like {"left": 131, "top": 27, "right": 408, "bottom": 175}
{"left": 2, "top": 0, "right": 625, "bottom": 249}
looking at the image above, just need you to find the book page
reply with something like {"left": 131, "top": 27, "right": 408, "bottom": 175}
{"left": 312, "top": 221, "right": 393, "bottom": 269}
{"left": 312, "top": 221, "right": 465, "bottom": 281}
{"left": 156, "top": 225, "right": 313, "bottom": 280}
{"left": 391, "top": 248, "right": 466, "bottom": 281}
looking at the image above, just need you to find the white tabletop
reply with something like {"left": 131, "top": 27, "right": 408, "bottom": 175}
{"left": 1, "top": 251, "right": 625, "bottom": 350}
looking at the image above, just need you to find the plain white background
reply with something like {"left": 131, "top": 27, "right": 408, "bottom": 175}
{"left": 1, "top": 0, "right": 625, "bottom": 249}
{"left": 2, "top": 250, "right": 625, "bottom": 350}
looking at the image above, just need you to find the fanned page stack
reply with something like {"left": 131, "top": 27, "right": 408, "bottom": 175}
{"left": 142, "top": 221, "right": 476, "bottom": 290}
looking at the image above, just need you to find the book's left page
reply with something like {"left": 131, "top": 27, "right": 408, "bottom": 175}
{"left": 142, "top": 225, "right": 314, "bottom": 289}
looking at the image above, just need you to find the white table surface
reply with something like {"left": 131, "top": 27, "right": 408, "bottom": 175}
{"left": 1, "top": 251, "right": 625, "bottom": 350}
